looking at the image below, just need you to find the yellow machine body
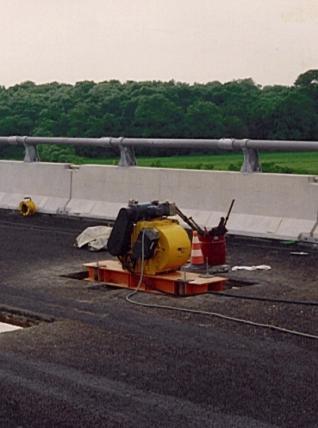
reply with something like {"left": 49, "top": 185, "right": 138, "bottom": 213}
{"left": 131, "top": 218, "right": 191, "bottom": 275}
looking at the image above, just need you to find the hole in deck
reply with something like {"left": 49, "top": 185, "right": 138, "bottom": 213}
{"left": 60, "top": 270, "right": 116, "bottom": 291}
{"left": 224, "top": 277, "right": 258, "bottom": 290}
{"left": 60, "top": 271, "right": 88, "bottom": 280}
{"left": 0, "top": 309, "right": 54, "bottom": 333}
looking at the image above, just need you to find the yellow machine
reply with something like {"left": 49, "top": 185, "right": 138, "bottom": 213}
{"left": 131, "top": 218, "right": 191, "bottom": 275}
{"left": 107, "top": 201, "right": 191, "bottom": 275}
{"left": 89, "top": 200, "right": 232, "bottom": 296}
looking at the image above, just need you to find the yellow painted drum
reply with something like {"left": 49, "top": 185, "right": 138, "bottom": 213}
{"left": 18, "top": 197, "right": 37, "bottom": 217}
{"left": 132, "top": 218, "right": 191, "bottom": 275}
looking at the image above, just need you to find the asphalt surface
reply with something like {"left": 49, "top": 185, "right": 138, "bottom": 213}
{"left": 0, "top": 211, "right": 317, "bottom": 427}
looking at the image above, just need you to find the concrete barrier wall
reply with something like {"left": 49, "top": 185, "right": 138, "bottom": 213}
{"left": 0, "top": 161, "right": 72, "bottom": 213}
{"left": 68, "top": 165, "right": 318, "bottom": 240}
{"left": 1, "top": 161, "right": 317, "bottom": 240}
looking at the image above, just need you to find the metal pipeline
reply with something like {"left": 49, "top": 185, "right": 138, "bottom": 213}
{"left": 1, "top": 136, "right": 318, "bottom": 151}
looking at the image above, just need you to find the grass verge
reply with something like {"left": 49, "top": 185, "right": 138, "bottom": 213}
{"left": 71, "top": 152, "right": 318, "bottom": 175}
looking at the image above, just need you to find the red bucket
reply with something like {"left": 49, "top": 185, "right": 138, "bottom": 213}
{"left": 198, "top": 234, "right": 226, "bottom": 266}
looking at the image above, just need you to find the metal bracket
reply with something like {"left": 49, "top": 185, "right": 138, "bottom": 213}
{"left": 118, "top": 145, "right": 136, "bottom": 167}
{"left": 241, "top": 147, "right": 261, "bottom": 173}
{"left": 23, "top": 142, "right": 39, "bottom": 162}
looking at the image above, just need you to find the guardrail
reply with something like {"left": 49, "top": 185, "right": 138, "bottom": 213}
{"left": 1, "top": 136, "right": 318, "bottom": 173}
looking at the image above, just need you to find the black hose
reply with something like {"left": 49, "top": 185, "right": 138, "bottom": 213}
{"left": 209, "top": 291, "right": 318, "bottom": 306}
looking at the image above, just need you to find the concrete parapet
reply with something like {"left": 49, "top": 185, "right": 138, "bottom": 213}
{"left": 0, "top": 161, "right": 317, "bottom": 240}
{"left": 67, "top": 165, "right": 161, "bottom": 219}
{"left": 0, "top": 161, "right": 72, "bottom": 214}
{"left": 67, "top": 165, "right": 318, "bottom": 240}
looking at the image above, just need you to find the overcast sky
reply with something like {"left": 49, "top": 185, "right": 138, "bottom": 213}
{"left": 0, "top": 0, "right": 317, "bottom": 87}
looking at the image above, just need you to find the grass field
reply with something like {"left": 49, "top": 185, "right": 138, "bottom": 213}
{"left": 2, "top": 148, "right": 318, "bottom": 174}
{"left": 74, "top": 152, "right": 318, "bottom": 175}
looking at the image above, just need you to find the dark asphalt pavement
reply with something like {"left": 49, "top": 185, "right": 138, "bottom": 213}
{"left": 0, "top": 211, "right": 317, "bottom": 427}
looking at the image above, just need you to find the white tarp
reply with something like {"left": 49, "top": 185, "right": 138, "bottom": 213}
{"left": 75, "top": 226, "right": 112, "bottom": 251}
{"left": 0, "top": 322, "right": 22, "bottom": 333}
{"left": 231, "top": 265, "right": 271, "bottom": 271}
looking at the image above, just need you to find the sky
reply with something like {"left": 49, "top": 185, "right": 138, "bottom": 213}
{"left": 0, "top": 0, "right": 317, "bottom": 87}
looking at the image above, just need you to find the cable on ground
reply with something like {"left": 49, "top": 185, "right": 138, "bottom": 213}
{"left": 125, "top": 234, "right": 318, "bottom": 340}
{"left": 208, "top": 291, "right": 318, "bottom": 306}
{"left": 126, "top": 292, "right": 318, "bottom": 340}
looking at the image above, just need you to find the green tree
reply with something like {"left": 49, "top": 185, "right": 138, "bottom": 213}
{"left": 133, "top": 94, "right": 183, "bottom": 137}
{"left": 186, "top": 100, "right": 224, "bottom": 138}
{"left": 1, "top": 72, "right": 318, "bottom": 162}
{"left": 269, "top": 89, "right": 317, "bottom": 140}
{"left": 295, "top": 70, "right": 318, "bottom": 87}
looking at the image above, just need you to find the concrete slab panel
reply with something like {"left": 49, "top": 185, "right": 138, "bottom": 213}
{"left": 89, "top": 201, "right": 123, "bottom": 219}
{"left": 65, "top": 198, "right": 97, "bottom": 217}
{"left": 277, "top": 218, "right": 316, "bottom": 239}
{"left": 71, "top": 165, "right": 161, "bottom": 203}
{"left": 0, "top": 161, "right": 72, "bottom": 214}
{"left": 66, "top": 199, "right": 122, "bottom": 219}
{"left": 229, "top": 214, "right": 283, "bottom": 237}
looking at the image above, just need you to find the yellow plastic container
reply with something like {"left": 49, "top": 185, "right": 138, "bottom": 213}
{"left": 18, "top": 197, "right": 37, "bottom": 217}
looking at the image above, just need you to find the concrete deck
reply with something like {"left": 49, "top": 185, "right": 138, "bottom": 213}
{"left": 0, "top": 211, "right": 317, "bottom": 427}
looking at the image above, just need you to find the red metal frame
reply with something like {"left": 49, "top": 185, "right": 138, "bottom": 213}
{"left": 84, "top": 260, "right": 226, "bottom": 296}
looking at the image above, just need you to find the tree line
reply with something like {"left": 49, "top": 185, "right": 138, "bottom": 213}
{"left": 0, "top": 69, "right": 317, "bottom": 162}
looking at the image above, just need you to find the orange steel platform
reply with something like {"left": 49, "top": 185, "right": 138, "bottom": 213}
{"left": 84, "top": 260, "right": 227, "bottom": 296}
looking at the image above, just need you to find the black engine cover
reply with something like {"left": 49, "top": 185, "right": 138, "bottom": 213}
{"left": 132, "top": 228, "right": 159, "bottom": 260}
